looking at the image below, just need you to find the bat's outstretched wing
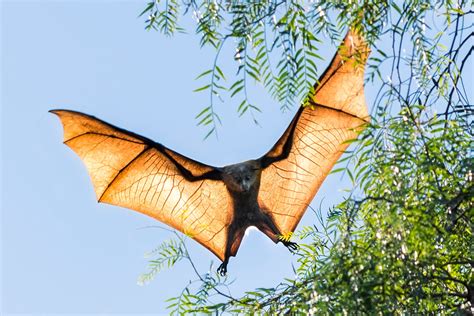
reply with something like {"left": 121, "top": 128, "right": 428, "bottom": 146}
{"left": 51, "top": 110, "right": 230, "bottom": 260}
{"left": 258, "top": 30, "right": 370, "bottom": 235}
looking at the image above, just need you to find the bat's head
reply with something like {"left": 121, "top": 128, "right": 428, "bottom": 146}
{"left": 222, "top": 160, "right": 261, "bottom": 193}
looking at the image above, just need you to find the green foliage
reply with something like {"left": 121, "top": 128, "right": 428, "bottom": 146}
{"left": 141, "top": 0, "right": 387, "bottom": 136}
{"left": 141, "top": 0, "right": 472, "bottom": 136}
{"left": 150, "top": 111, "right": 471, "bottom": 314}
{"left": 141, "top": 0, "right": 183, "bottom": 35}
{"left": 138, "top": 233, "right": 187, "bottom": 285}
{"left": 139, "top": 0, "right": 473, "bottom": 314}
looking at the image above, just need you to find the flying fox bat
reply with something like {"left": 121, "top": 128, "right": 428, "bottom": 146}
{"left": 51, "top": 30, "right": 370, "bottom": 275}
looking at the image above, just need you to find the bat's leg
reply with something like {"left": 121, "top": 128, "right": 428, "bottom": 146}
{"left": 280, "top": 239, "right": 299, "bottom": 254}
{"left": 217, "top": 259, "right": 229, "bottom": 276}
{"left": 217, "top": 222, "right": 246, "bottom": 276}
{"left": 255, "top": 213, "right": 299, "bottom": 254}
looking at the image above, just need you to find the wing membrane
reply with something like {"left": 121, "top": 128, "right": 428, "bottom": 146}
{"left": 52, "top": 110, "right": 230, "bottom": 260}
{"left": 259, "top": 30, "right": 370, "bottom": 234}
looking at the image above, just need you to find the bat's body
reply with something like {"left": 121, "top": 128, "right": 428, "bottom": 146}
{"left": 51, "top": 30, "right": 370, "bottom": 274}
{"left": 219, "top": 160, "right": 297, "bottom": 274}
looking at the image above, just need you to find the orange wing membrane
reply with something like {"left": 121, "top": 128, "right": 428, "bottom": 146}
{"left": 259, "top": 30, "right": 370, "bottom": 236}
{"left": 51, "top": 110, "right": 231, "bottom": 260}
{"left": 51, "top": 29, "right": 370, "bottom": 271}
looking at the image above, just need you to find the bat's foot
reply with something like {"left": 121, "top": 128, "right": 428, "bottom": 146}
{"left": 282, "top": 241, "right": 299, "bottom": 254}
{"left": 217, "top": 262, "right": 228, "bottom": 276}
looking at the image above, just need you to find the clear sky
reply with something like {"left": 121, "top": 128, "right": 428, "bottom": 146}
{"left": 2, "top": 1, "right": 362, "bottom": 314}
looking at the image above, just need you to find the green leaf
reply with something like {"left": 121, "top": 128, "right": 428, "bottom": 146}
{"left": 193, "top": 84, "right": 211, "bottom": 92}
{"left": 139, "top": 2, "right": 155, "bottom": 17}
{"left": 195, "top": 69, "right": 213, "bottom": 80}
{"left": 215, "top": 66, "right": 226, "bottom": 81}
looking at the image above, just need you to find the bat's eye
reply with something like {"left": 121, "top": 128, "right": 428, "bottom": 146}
{"left": 245, "top": 176, "right": 251, "bottom": 181}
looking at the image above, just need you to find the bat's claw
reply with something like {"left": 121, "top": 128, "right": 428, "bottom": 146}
{"left": 283, "top": 241, "right": 299, "bottom": 254}
{"left": 217, "top": 262, "right": 228, "bottom": 276}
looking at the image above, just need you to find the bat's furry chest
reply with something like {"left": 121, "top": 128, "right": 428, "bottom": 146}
{"left": 227, "top": 188, "right": 261, "bottom": 219}
{"left": 223, "top": 186, "right": 264, "bottom": 224}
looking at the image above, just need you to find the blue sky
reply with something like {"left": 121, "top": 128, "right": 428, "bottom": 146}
{"left": 2, "top": 1, "right": 363, "bottom": 314}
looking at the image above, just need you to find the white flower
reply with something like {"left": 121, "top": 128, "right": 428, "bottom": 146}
{"left": 192, "top": 10, "right": 202, "bottom": 22}
{"left": 376, "top": 230, "right": 382, "bottom": 239}
{"left": 317, "top": 6, "right": 326, "bottom": 18}
{"left": 401, "top": 244, "right": 408, "bottom": 254}
{"left": 465, "top": 170, "right": 473, "bottom": 182}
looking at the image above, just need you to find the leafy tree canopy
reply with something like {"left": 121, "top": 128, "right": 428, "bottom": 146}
{"left": 138, "top": 0, "right": 473, "bottom": 314}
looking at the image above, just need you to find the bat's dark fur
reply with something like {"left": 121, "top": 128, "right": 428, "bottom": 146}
{"left": 218, "top": 160, "right": 298, "bottom": 275}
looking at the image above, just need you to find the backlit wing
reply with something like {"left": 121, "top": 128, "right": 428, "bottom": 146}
{"left": 258, "top": 30, "right": 370, "bottom": 235}
{"left": 51, "top": 110, "right": 231, "bottom": 260}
